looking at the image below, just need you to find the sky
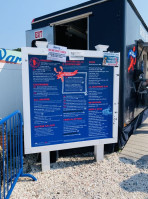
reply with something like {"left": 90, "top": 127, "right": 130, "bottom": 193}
{"left": 0, "top": 0, "right": 147, "bottom": 50}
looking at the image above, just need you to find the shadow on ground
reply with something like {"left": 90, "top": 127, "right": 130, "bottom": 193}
{"left": 23, "top": 152, "right": 96, "bottom": 173}
{"left": 119, "top": 155, "right": 148, "bottom": 169}
{"left": 119, "top": 155, "right": 148, "bottom": 193}
{"left": 51, "top": 158, "right": 95, "bottom": 170}
{"left": 120, "top": 173, "right": 148, "bottom": 193}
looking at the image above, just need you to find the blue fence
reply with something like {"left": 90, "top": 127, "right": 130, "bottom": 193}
{"left": 0, "top": 111, "right": 36, "bottom": 199}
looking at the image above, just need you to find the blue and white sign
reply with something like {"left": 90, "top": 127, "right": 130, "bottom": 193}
{"left": 29, "top": 56, "right": 114, "bottom": 147}
{"left": 22, "top": 47, "right": 119, "bottom": 154}
{"left": 103, "top": 52, "right": 119, "bottom": 67}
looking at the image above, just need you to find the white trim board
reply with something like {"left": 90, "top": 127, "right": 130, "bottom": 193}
{"left": 50, "top": 12, "right": 92, "bottom": 26}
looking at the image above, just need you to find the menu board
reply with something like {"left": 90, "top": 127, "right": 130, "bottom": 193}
{"left": 28, "top": 56, "right": 114, "bottom": 147}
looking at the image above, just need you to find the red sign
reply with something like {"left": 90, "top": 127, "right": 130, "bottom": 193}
{"left": 54, "top": 66, "right": 78, "bottom": 82}
{"left": 35, "top": 30, "right": 43, "bottom": 39}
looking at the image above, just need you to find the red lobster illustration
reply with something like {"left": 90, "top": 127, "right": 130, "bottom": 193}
{"left": 54, "top": 66, "right": 78, "bottom": 82}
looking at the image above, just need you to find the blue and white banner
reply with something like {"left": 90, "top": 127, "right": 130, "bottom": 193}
{"left": 0, "top": 48, "right": 22, "bottom": 64}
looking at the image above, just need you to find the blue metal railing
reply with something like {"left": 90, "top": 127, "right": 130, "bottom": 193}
{"left": 0, "top": 111, "right": 37, "bottom": 199}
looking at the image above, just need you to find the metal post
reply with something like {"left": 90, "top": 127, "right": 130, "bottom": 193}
{"left": 20, "top": 113, "right": 23, "bottom": 170}
{"left": 41, "top": 152, "right": 50, "bottom": 171}
{"left": 94, "top": 145, "right": 104, "bottom": 162}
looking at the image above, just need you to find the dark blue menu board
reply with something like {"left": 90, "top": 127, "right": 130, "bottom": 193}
{"left": 28, "top": 55, "right": 114, "bottom": 147}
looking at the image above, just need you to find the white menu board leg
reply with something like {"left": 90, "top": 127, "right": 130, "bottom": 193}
{"left": 94, "top": 145, "right": 104, "bottom": 161}
{"left": 41, "top": 152, "right": 50, "bottom": 171}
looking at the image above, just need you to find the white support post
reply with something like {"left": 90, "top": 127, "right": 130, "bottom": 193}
{"left": 94, "top": 145, "right": 104, "bottom": 162}
{"left": 41, "top": 152, "right": 50, "bottom": 171}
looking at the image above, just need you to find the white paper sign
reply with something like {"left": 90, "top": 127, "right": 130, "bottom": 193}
{"left": 69, "top": 50, "right": 84, "bottom": 60}
{"left": 47, "top": 44, "right": 67, "bottom": 62}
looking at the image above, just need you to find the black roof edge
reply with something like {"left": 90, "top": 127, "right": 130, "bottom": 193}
{"left": 32, "top": 0, "right": 108, "bottom": 23}
{"left": 128, "top": 0, "right": 148, "bottom": 32}
{"left": 32, "top": 0, "right": 148, "bottom": 32}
